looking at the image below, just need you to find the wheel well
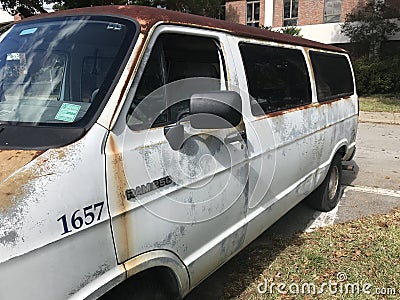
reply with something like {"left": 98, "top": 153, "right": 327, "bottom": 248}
{"left": 100, "top": 266, "right": 180, "bottom": 300}
{"left": 337, "top": 145, "right": 346, "bottom": 158}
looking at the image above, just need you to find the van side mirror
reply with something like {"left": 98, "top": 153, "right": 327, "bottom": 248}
{"left": 164, "top": 91, "right": 242, "bottom": 150}
{"left": 190, "top": 91, "right": 242, "bottom": 129}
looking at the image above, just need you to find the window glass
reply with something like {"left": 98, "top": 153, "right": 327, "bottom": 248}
{"left": 218, "top": 4, "right": 226, "bottom": 20}
{"left": 239, "top": 43, "right": 311, "bottom": 115}
{"left": 283, "top": 0, "right": 298, "bottom": 26}
{"left": 254, "top": 3, "right": 260, "bottom": 20}
{"left": 81, "top": 55, "right": 113, "bottom": 102}
{"left": 247, "top": 3, "right": 253, "bottom": 21}
{"left": 292, "top": 0, "right": 299, "bottom": 18}
{"left": 284, "top": 0, "right": 291, "bottom": 18}
{"left": 3, "top": 51, "right": 66, "bottom": 101}
{"left": 310, "top": 51, "right": 354, "bottom": 102}
{"left": 127, "top": 34, "right": 225, "bottom": 130}
{"left": 283, "top": 18, "right": 298, "bottom": 26}
{"left": 324, "top": 0, "right": 342, "bottom": 23}
{"left": 0, "top": 16, "right": 136, "bottom": 125}
{"left": 247, "top": 1, "right": 261, "bottom": 27}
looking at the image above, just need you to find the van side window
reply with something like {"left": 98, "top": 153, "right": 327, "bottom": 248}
{"left": 239, "top": 43, "right": 311, "bottom": 116}
{"left": 127, "top": 33, "right": 226, "bottom": 130}
{"left": 310, "top": 51, "right": 354, "bottom": 102}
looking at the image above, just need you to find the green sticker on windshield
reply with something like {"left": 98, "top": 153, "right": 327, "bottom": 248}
{"left": 55, "top": 103, "right": 81, "bottom": 122}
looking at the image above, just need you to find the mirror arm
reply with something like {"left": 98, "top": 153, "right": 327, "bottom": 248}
{"left": 164, "top": 121, "right": 184, "bottom": 151}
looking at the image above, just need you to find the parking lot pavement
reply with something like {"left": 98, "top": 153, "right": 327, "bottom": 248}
{"left": 286, "top": 122, "right": 400, "bottom": 232}
{"left": 337, "top": 186, "right": 400, "bottom": 223}
{"left": 185, "top": 121, "right": 400, "bottom": 300}
{"left": 344, "top": 122, "right": 400, "bottom": 191}
{"left": 337, "top": 122, "right": 400, "bottom": 217}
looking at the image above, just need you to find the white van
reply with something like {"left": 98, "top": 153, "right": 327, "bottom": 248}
{"left": 0, "top": 5, "right": 358, "bottom": 299}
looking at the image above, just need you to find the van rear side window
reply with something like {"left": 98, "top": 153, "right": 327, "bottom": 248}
{"left": 239, "top": 43, "right": 311, "bottom": 115}
{"left": 310, "top": 51, "right": 354, "bottom": 102}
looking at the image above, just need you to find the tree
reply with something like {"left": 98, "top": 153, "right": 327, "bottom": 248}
{"left": 279, "top": 26, "right": 302, "bottom": 37}
{"left": 1, "top": 0, "right": 48, "bottom": 17}
{"left": 341, "top": 0, "right": 400, "bottom": 59}
{"left": 52, "top": 0, "right": 129, "bottom": 10}
{"left": 1, "top": 0, "right": 223, "bottom": 18}
{"left": 261, "top": 25, "right": 302, "bottom": 37}
{"left": 160, "top": 0, "right": 223, "bottom": 19}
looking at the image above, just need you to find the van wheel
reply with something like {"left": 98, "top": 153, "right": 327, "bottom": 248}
{"left": 101, "top": 279, "right": 171, "bottom": 300}
{"left": 130, "top": 280, "right": 171, "bottom": 300}
{"left": 306, "top": 154, "right": 342, "bottom": 212}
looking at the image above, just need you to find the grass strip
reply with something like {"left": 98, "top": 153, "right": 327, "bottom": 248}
{"left": 359, "top": 95, "right": 400, "bottom": 113}
{"left": 223, "top": 209, "right": 400, "bottom": 300}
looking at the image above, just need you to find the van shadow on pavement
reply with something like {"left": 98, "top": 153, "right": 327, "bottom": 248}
{"left": 342, "top": 160, "right": 360, "bottom": 186}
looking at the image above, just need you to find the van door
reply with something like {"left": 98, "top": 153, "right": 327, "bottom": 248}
{"left": 105, "top": 28, "right": 249, "bottom": 285}
{"left": 229, "top": 39, "right": 319, "bottom": 242}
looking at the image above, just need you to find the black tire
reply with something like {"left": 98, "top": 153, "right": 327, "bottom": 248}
{"left": 130, "top": 280, "right": 171, "bottom": 300}
{"left": 306, "top": 154, "right": 342, "bottom": 212}
{"left": 100, "top": 278, "right": 172, "bottom": 300}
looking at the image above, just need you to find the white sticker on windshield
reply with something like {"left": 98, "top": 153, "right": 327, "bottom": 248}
{"left": 107, "top": 23, "right": 122, "bottom": 31}
{"left": 20, "top": 28, "right": 37, "bottom": 36}
{"left": 6, "top": 52, "right": 20, "bottom": 61}
{"left": 55, "top": 103, "right": 81, "bottom": 122}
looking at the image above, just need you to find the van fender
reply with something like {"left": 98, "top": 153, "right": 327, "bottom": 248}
{"left": 73, "top": 250, "right": 190, "bottom": 299}
{"left": 69, "top": 265, "right": 126, "bottom": 300}
{"left": 313, "top": 138, "right": 348, "bottom": 189}
{"left": 330, "top": 138, "right": 349, "bottom": 162}
{"left": 124, "top": 250, "right": 190, "bottom": 297}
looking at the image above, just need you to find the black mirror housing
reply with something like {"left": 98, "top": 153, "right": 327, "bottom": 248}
{"left": 164, "top": 124, "right": 184, "bottom": 151}
{"left": 190, "top": 91, "right": 242, "bottom": 129}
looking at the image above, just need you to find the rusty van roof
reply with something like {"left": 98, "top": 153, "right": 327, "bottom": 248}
{"left": 20, "top": 5, "right": 346, "bottom": 53}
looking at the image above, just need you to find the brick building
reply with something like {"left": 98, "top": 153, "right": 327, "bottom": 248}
{"left": 225, "top": 0, "right": 400, "bottom": 44}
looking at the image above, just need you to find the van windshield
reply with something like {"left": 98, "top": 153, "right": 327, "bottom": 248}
{"left": 0, "top": 16, "right": 136, "bottom": 125}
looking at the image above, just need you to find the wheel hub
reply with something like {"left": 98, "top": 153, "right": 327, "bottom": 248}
{"left": 328, "top": 165, "right": 339, "bottom": 200}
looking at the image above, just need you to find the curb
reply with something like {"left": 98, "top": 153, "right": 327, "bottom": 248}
{"left": 359, "top": 120, "right": 400, "bottom": 125}
{"left": 359, "top": 111, "right": 400, "bottom": 125}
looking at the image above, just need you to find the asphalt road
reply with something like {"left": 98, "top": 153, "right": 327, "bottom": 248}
{"left": 185, "top": 122, "right": 400, "bottom": 300}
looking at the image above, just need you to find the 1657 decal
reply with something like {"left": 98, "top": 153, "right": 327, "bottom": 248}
{"left": 57, "top": 201, "right": 104, "bottom": 235}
